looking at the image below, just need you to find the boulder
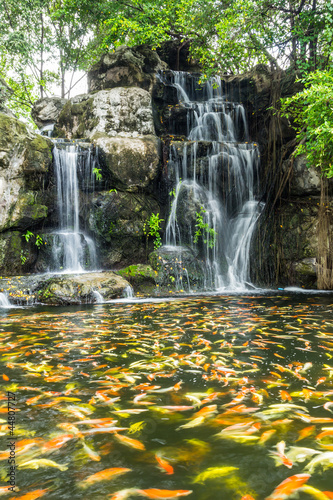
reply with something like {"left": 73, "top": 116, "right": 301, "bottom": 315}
{"left": 88, "top": 45, "right": 167, "bottom": 93}
{"left": 283, "top": 155, "right": 324, "bottom": 196}
{"left": 88, "top": 191, "right": 160, "bottom": 267}
{"left": 97, "top": 135, "right": 161, "bottom": 192}
{"left": 31, "top": 96, "right": 67, "bottom": 129}
{"left": 117, "top": 264, "right": 157, "bottom": 295}
{"left": 276, "top": 200, "right": 320, "bottom": 288}
{"left": 38, "top": 271, "right": 130, "bottom": 305}
{"left": 54, "top": 87, "right": 155, "bottom": 140}
{"left": 149, "top": 246, "right": 206, "bottom": 291}
{"left": 0, "top": 231, "right": 37, "bottom": 276}
{"left": 0, "top": 113, "right": 52, "bottom": 233}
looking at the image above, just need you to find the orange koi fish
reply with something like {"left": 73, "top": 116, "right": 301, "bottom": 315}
{"left": 296, "top": 425, "right": 315, "bottom": 442}
{"left": 79, "top": 467, "right": 131, "bottom": 487}
{"left": 279, "top": 390, "right": 292, "bottom": 402}
{"left": 114, "top": 433, "right": 145, "bottom": 450}
{"left": 138, "top": 489, "right": 192, "bottom": 499}
{"left": 9, "top": 489, "right": 48, "bottom": 500}
{"left": 41, "top": 434, "right": 74, "bottom": 453}
{"left": 266, "top": 473, "right": 310, "bottom": 500}
{"left": 155, "top": 454, "right": 174, "bottom": 475}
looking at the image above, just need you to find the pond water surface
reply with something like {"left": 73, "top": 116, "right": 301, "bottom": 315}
{"left": 1, "top": 293, "right": 333, "bottom": 499}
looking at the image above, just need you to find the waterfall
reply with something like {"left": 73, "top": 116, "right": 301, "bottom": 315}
{"left": 0, "top": 292, "right": 11, "bottom": 308}
{"left": 51, "top": 143, "right": 98, "bottom": 273}
{"left": 160, "top": 71, "right": 263, "bottom": 290}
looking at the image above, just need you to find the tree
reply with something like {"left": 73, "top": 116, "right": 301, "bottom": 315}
{"left": 280, "top": 69, "right": 333, "bottom": 177}
{"left": 0, "top": 0, "right": 103, "bottom": 120}
{"left": 95, "top": 0, "right": 333, "bottom": 75}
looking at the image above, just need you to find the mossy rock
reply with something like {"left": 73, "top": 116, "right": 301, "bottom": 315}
{"left": 88, "top": 190, "right": 160, "bottom": 267}
{"left": 149, "top": 246, "right": 206, "bottom": 292}
{"left": 117, "top": 264, "right": 157, "bottom": 294}
{"left": 38, "top": 271, "right": 131, "bottom": 305}
{"left": 0, "top": 231, "right": 37, "bottom": 276}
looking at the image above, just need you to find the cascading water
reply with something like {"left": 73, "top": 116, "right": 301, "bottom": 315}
{"left": 160, "top": 71, "right": 263, "bottom": 291}
{"left": 51, "top": 142, "right": 98, "bottom": 273}
{"left": 0, "top": 292, "right": 11, "bottom": 308}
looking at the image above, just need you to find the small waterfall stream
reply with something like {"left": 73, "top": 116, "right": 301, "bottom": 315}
{"left": 50, "top": 142, "right": 98, "bottom": 273}
{"left": 0, "top": 292, "right": 11, "bottom": 308}
{"left": 160, "top": 71, "right": 263, "bottom": 291}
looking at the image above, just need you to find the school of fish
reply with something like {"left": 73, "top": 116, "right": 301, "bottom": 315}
{"left": 0, "top": 294, "right": 332, "bottom": 499}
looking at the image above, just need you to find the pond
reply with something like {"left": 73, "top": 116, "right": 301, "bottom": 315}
{"left": 1, "top": 293, "right": 333, "bottom": 499}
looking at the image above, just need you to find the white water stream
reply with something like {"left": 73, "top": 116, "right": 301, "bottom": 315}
{"left": 161, "top": 71, "right": 264, "bottom": 290}
{"left": 51, "top": 144, "right": 97, "bottom": 273}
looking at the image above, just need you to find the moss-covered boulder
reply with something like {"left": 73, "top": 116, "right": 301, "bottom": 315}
{"left": 0, "top": 113, "right": 52, "bottom": 233}
{"left": 117, "top": 264, "right": 157, "bottom": 294}
{"left": 38, "top": 271, "right": 130, "bottom": 305}
{"left": 0, "top": 231, "right": 37, "bottom": 276}
{"left": 54, "top": 87, "right": 155, "bottom": 140}
{"left": 97, "top": 135, "right": 161, "bottom": 192}
{"left": 88, "top": 45, "right": 166, "bottom": 93}
{"left": 88, "top": 191, "right": 160, "bottom": 267}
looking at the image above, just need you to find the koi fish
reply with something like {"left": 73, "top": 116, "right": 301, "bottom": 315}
{"left": 138, "top": 490, "right": 193, "bottom": 499}
{"left": 193, "top": 466, "right": 239, "bottom": 483}
{"left": 1, "top": 486, "right": 19, "bottom": 496}
{"left": 81, "top": 441, "right": 101, "bottom": 461}
{"left": 41, "top": 434, "right": 74, "bottom": 453}
{"left": 155, "top": 454, "right": 174, "bottom": 475}
{"left": 305, "top": 451, "right": 333, "bottom": 473}
{"left": 9, "top": 489, "right": 48, "bottom": 500}
{"left": 266, "top": 473, "right": 310, "bottom": 500}
{"left": 114, "top": 433, "right": 145, "bottom": 450}
{"left": 79, "top": 467, "right": 131, "bottom": 487}
{"left": 18, "top": 459, "right": 68, "bottom": 471}
{"left": 270, "top": 441, "right": 293, "bottom": 468}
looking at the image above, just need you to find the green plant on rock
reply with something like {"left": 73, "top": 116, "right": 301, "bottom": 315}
{"left": 143, "top": 213, "right": 164, "bottom": 254}
{"left": 23, "top": 230, "right": 34, "bottom": 242}
{"left": 22, "top": 231, "right": 46, "bottom": 248}
{"left": 35, "top": 234, "right": 44, "bottom": 248}
{"left": 109, "top": 221, "right": 115, "bottom": 234}
{"left": 193, "top": 207, "right": 217, "bottom": 249}
{"left": 20, "top": 250, "right": 28, "bottom": 265}
{"left": 93, "top": 167, "right": 102, "bottom": 181}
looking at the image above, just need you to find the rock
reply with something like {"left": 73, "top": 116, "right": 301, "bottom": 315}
{"left": 0, "top": 274, "right": 50, "bottom": 305}
{"left": 38, "top": 271, "right": 130, "bottom": 305}
{"left": 0, "top": 113, "right": 52, "bottom": 233}
{"left": 31, "top": 97, "right": 67, "bottom": 129}
{"left": 54, "top": 87, "right": 155, "bottom": 140}
{"left": 88, "top": 190, "right": 160, "bottom": 267}
{"left": 292, "top": 258, "right": 317, "bottom": 288}
{"left": 171, "top": 180, "right": 208, "bottom": 247}
{"left": 97, "top": 135, "right": 161, "bottom": 192}
{"left": 88, "top": 45, "right": 167, "bottom": 93}
{"left": 0, "top": 231, "right": 37, "bottom": 276}
{"left": 117, "top": 264, "right": 157, "bottom": 294}
{"left": 284, "top": 155, "right": 323, "bottom": 196}
{"left": 149, "top": 246, "right": 206, "bottom": 291}
{"left": 275, "top": 200, "right": 320, "bottom": 287}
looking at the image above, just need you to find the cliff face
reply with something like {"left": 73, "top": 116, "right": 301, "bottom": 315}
{"left": 1, "top": 44, "right": 331, "bottom": 289}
